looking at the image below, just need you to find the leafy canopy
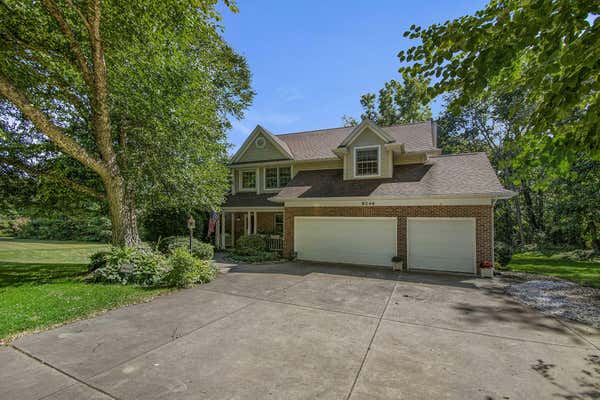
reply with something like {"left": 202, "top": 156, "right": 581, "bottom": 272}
{"left": 0, "top": 0, "right": 253, "bottom": 212}
{"left": 398, "top": 0, "right": 600, "bottom": 165}
{"left": 343, "top": 76, "right": 431, "bottom": 127}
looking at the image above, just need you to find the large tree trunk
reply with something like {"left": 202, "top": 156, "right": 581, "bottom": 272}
{"left": 104, "top": 176, "right": 140, "bottom": 246}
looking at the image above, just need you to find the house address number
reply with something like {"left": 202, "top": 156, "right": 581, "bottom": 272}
{"left": 361, "top": 201, "right": 375, "bottom": 206}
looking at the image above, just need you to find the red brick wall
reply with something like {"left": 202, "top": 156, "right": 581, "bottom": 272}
{"left": 283, "top": 206, "right": 493, "bottom": 274}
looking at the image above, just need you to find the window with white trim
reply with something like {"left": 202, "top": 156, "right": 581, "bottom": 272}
{"left": 265, "top": 166, "right": 291, "bottom": 189}
{"left": 355, "top": 146, "right": 379, "bottom": 176}
{"left": 241, "top": 170, "right": 256, "bottom": 189}
{"left": 274, "top": 213, "right": 284, "bottom": 234}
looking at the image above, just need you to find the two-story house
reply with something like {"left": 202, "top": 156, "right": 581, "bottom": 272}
{"left": 215, "top": 119, "right": 514, "bottom": 275}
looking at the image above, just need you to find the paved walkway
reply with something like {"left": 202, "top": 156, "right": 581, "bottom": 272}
{"left": 2, "top": 261, "right": 599, "bottom": 400}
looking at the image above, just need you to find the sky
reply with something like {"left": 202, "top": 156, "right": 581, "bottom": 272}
{"left": 218, "top": 0, "right": 488, "bottom": 153}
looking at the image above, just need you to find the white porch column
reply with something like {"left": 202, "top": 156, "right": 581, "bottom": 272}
{"left": 231, "top": 212, "right": 235, "bottom": 246}
{"left": 247, "top": 211, "right": 251, "bottom": 234}
{"left": 253, "top": 211, "right": 258, "bottom": 234}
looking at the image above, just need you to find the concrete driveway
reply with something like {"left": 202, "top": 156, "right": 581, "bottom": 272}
{"left": 2, "top": 261, "right": 599, "bottom": 400}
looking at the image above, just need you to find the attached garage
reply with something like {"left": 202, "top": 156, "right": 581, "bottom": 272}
{"left": 294, "top": 217, "right": 397, "bottom": 267}
{"left": 407, "top": 217, "right": 476, "bottom": 274}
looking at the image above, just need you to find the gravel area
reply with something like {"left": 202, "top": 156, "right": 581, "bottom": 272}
{"left": 501, "top": 273, "right": 600, "bottom": 327}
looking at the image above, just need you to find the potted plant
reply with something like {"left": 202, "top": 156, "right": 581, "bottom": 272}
{"left": 480, "top": 260, "right": 494, "bottom": 278}
{"left": 391, "top": 256, "right": 404, "bottom": 271}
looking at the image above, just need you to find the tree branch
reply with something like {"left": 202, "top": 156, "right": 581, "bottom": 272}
{"left": 87, "top": 0, "right": 117, "bottom": 170}
{"left": 0, "top": 156, "right": 106, "bottom": 201}
{"left": 41, "top": 0, "right": 94, "bottom": 88}
{"left": 65, "top": 0, "right": 92, "bottom": 34}
{"left": 0, "top": 73, "right": 107, "bottom": 177}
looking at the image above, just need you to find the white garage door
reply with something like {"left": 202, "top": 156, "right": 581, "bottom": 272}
{"left": 407, "top": 218, "right": 476, "bottom": 274}
{"left": 294, "top": 217, "right": 396, "bottom": 267}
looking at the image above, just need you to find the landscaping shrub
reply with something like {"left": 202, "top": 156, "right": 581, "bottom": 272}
{"left": 88, "top": 250, "right": 110, "bottom": 272}
{"left": 165, "top": 248, "right": 217, "bottom": 288}
{"left": 92, "top": 246, "right": 169, "bottom": 286}
{"left": 16, "top": 215, "right": 111, "bottom": 242}
{"left": 494, "top": 241, "right": 513, "bottom": 267}
{"left": 158, "top": 236, "right": 214, "bottom": 260}
{"left": 227, "top": 251, "right": 281, "bottom": 263}
{"left": 235, "top": 234, "right": 267, "bottom": 256}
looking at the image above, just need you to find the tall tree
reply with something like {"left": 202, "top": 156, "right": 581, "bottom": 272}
{"left": 342, "top": 76, "right": 431, "bottom": 127}
{"left": 398, "top": 0, "right": 600, "bottom": 166}
{"left": 0, "top": 0, "right": 253, "bottom": 245}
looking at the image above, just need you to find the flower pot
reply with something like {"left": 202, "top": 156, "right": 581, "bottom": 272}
{"left": 480, "top": 267, "right": 494, "bottom": 278}
{"left": 392, "top": 261, "right": 403, "bottom": 271}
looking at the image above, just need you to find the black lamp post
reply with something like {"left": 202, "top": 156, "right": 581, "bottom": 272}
{"left": 187, "top": 215, "right": 196, "bottom": 255}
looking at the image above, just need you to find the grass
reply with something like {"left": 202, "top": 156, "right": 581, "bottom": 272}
{"left": 502, "top": 252, "right": 600, "bottom": 288}
{"left": 0, "top": 238, "right": 170, "bottom": 342}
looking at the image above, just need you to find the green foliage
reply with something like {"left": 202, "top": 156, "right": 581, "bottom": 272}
{"left": 235, "top": 234, "right": 267, "bottom": 255}
{"left": 87, "top": 250, "right": 110, "bottom": 272}
{"left": 495, "top": 242, "right": 513, "bottom": 267}
{"left": 141, "top": 209, "right": 206, "bottom": 242}
{"left": 0, "top": 239, "right": 166, "bottom": 340}
{"left": 227, "top": 251, "right": 281, "bottom": 264}
{"left": 165, "top": 248, "right": 217, "bottom": 288}
{"left": 92, "top": 246, "right": 169, "bottom": 287}
{"left": 158, "top": 236, "right": 214, "bottom": 260}
{"left": 0, "top": 0, "right": 254, "bottom": 245}
{"left": 344, "top": 76, "right": 432, "bottom": 126}
{"left": 501, "top": 253, "right": 600, "bottom": 288}
{"left": 16, "top": 215, "right": 111, "bottom": 242}
{"left": 398, "top": 0, "right": 600, "bottom": 164}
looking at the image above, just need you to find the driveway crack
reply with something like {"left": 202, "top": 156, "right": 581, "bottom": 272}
{"left": 345, "top": 280, "right": 397, "bottom": 400}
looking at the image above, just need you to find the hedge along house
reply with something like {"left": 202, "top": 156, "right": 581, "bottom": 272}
{"left": 216, "top": 119, "right": 515, "bottom": 275}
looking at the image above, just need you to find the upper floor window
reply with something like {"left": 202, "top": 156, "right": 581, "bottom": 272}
{"left": 355, "top": 146, "right": 380, "bottom": 177}
{"left": 241, "top": 170, "right": 256, "bottom": 189}
{"left": 265, "top": 166, "right": 291, "bottom": 189}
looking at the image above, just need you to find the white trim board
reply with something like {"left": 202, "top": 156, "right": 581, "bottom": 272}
{"left": 279, "top": 197, "right": 495, "bottom": 207}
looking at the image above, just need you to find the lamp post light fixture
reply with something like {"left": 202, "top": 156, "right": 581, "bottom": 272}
{"left": 187, "top": 215, "right": 196, "bottom": 255}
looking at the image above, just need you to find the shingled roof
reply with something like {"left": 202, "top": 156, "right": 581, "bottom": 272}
{"left": 265, "top": 120, "right": 437, "bottom": 161}
{"left": 271, "top": 153, "right": 515, "bottom": 200}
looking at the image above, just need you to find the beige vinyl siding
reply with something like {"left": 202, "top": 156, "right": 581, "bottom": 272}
{"left": 236, "top": 133, "right": 288, "bottom": 163}
{"left": 346, "top": 128, "right": 393, "bottom": 179}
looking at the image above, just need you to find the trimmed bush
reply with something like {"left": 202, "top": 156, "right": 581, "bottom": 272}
{"left": 227, "top": 250, "right": 281, "bottom": 263}
{"left": 494, "top": 241, "right": 513, "bottom": 267}
{"left": 158, "top": 236, "right": 214, "bottom": 260}
{"left": 165, "top": 248, "right": 217, "bottom": 288}
{"left": 92, "top": 246, "right": 169, "bottom": 286}
{"left": 235, "top": 234, "right": 266, "bottom": 256}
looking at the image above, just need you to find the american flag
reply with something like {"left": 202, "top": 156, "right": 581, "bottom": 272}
{"left": 207, "top": 211, "right": 218, "bottom": 237}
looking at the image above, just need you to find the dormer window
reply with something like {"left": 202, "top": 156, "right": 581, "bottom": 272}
{"left": 241, "top": 170, "right": 256, "bottom": 189}
{"left": 355, "top": 145, "right": 380, "bottom": 177}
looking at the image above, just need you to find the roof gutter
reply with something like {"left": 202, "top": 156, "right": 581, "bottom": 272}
{"left": 269, "top": 191, "right": 517, "bottom": 203}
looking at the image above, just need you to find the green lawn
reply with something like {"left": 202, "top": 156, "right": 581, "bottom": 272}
{"left": 502, "top": 252, "right": 600, "bottom": 288}
{"left": 0, "top": 238, "right": 170, "bottom": 342}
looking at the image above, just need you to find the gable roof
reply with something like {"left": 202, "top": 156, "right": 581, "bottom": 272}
{"left": 230, "top": 125, "right": 293, "bottom": 164}
{"left": 337, "top": 119, "right": 396, "bottom": 148}
{"left": 231, "top": 120, "right": 439, "bottom": 164}
{"left": 271, "top": 152, "right": 515, "bottom": 200}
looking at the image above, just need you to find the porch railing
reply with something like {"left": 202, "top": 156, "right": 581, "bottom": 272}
{"left": 266, "top": 235, "right": 283, "bottom": 252}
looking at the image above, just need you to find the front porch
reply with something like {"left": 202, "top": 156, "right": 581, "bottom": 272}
{"left": 215, "top": 208, "right": 284, "bottom": 251}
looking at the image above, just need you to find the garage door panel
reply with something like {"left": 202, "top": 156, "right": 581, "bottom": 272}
{"left": 408, "top": 218, "right": 475, "bottom": 274}
{"left": 294, "top": 217, "right": 396, "bottom": 267}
